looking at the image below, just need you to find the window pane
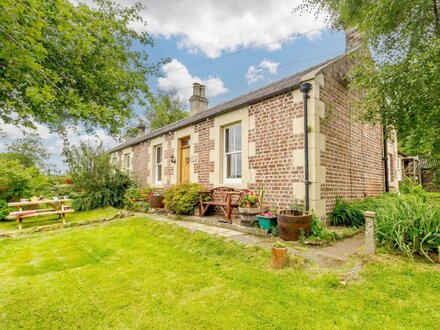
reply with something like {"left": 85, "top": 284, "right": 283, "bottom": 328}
{"left": 236, "top": 152, "right": 242, "bottom": 178}
{"left": 225, "top": 127, "right": 231, "bottom": 153}
{"left": 235, "top": 125, "right": 242, "bottom": 151}
{"left": 157, "top": 164, "right": 162, "bottom": 182}
{"left": 226, "top": 154, "right": 232, "bottom": 178}
{"left": 156, "top": 146, "right": 162, "bottom": 164}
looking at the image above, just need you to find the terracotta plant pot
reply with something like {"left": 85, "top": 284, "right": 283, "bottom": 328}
{"left": 277, "top": 209, "right": 313, "bottom": 241}
{"left": 149, "top": 195, "right": 164, "bottom": 209}
{"left": 271, "top": 246, "right": 287, "bottom": 269}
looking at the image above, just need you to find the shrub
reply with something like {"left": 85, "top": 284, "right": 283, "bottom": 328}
{"left": 164, "top": 183, "right": 204, "bottom": 215}
{"left": 0, "top": 199, "right": 13, "bottom": 220}
{"left": 0, "top": 159, "right": 50, "bottom": 201}
{"left": 73, "top": 172, "right": 132, "bottom": 211}
{"left": 399, "top": 178, "right": 426, "bottom": 198}
{"left": 329, "top": 197, "right": 365, "bottom": 227}
{"left": 375, "top": 195, "right": 440, "bottom": 262}
{"left": 124, "top": 186, "right": 153, "bottom": 211}
{"left": 67, "top": 142, "right": 133, "bottom": 211}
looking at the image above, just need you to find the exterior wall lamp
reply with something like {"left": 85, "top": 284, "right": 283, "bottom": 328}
{"left": 170, "top": 155, "right": 176, "bottom": 164}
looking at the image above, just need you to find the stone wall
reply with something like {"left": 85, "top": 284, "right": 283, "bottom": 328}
{"left": 319, "top": 58, "right": 387, "bottom": 214}
{"left": 194, "top": 119, "right": 215, "bottom": 188}
{"left": 131, "top": 141, "right": 150, "bottom": 186}
{"left": 248, "top": 92, "right": 305, "bottom": 209}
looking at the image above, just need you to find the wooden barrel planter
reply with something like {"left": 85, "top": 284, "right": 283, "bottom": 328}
{"left": 238, "top": 207, "right": 259, "bottom": 226}
{"left": 277, "top": 209, "right": 313, "bottom": 241}
{"left": 149, "top": 195, "right": 164, "bottom": 209}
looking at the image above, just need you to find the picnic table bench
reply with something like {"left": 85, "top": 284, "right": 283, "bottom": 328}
{"left": 199, "top": 187, "right": 241, "bottom": 223}
{"left": 7, "top": 199, "right": 74, "bottom": 230}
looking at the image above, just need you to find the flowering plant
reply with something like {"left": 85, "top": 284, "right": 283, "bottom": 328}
{"left": 238, "top": 190, "right": 259, "bottom": 208}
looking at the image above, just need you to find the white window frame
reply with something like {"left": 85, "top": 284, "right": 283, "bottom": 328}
{"left": 387, "top": 153, "right": 392, "bottom": 184}
{"left": 124, "top": 153, "right": 131, "bottom": 173}
{"left": 223, "top": 123, "right": 242, "bottom": 184}
{"left": 154, "top": 145, "right": 163, "bottom": 185}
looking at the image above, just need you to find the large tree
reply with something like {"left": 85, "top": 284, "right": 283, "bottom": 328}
{"left": 4, "top": 133, "right": 49, "bottom": 168}
{"left": 145, "top": 89, "right": 188, "bottom": 131}
{"left": 0, "top": 0, "right": 162, "bottom": 135}
{"left": 298, "top": 1, "right": 440, "bottom": 159}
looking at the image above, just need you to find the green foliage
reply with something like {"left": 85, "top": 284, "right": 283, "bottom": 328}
{"left": 146, "top": 89, "right": 188, "bottom": 131}
{"left": 163, "top": 183, "right": 204, "bottom": 215}
{"left": 329, "top": 197, "right": 365, "bottom": 227}
{"left": 297, "top": 0, "right": 440, "bottom": 161}
{"left": 0, "top": 159, "right": 50, "bottom": 201}
{"left": 375, "top": 195, "right": 440, "bottom": 262}
{"left": 67, "top": 142, "right": 133, "bottom": 211}
{"left": 0, "top": 0, "right": 162, "bottom": 135}
{"left": 399, "top": 178, "right": 426, "bottom": 198}
{"left": 273, "top": 241, "right": 286, "bottom": 248}
{"left": 0, "top": 199, "right": 13, "bottom": 220}
{"left": 5, "top": 133, "right": 50, "bottom": 169}
{"left": 123, "top": 186, "right": 153, "bottom": 211}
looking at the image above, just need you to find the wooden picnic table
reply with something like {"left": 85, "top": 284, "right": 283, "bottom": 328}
{"left": 7, "top": 199, "right": 74, "bottom": 230}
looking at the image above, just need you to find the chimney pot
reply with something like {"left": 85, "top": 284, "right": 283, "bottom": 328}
{"left": 345, "top": 27, "right": 363, "bottom": 51}
{"left": 136, "top": 119, "right": 146, "bottom": 136}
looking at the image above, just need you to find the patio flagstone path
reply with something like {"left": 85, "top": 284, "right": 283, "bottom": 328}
{"left": 140, "top": 213, "right": 366, "bottom": 268}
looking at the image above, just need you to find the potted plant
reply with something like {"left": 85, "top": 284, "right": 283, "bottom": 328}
{"left": 276, "top": 197, "right": 313, "bottom": 241}
{"left": 256, "top": 211, "right": 277, "bottom": 232}
{"left": 238, "top": 190, "right": 259, "bottom": 226}
{"left": 271, "top": 241, "right": 287, "bottom": 269}
{"left": 148, "top": 190, "right": 165, "bottom": 209}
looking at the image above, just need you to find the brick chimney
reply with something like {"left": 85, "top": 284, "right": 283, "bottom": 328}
{"left": 189, "top": 83, "right": 208, "bottom": 116}
{"left": 345, "top": 27, "right": 363, "bottom": 51}
{"left": 136, "top": 119, "right": 146, "bottom": 136}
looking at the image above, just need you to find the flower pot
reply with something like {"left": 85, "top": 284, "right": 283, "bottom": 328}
{"left": 256, "top": 215, "right": 277, "bottom": 232}
{"left": 149, "top": 195, "right": 164, "bottom": 209}
{"left": 276, "top": 209, "right": 312, "bottom": 241}
{"left": 271, "top": 246, "right": 287, "bottom": 269}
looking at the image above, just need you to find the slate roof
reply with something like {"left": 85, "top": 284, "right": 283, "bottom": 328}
{"left": 110, "top": 54, "right": 343, "bottom": 153}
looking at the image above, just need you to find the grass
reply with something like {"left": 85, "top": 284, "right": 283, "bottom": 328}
{"left": 0, "top": 207, "right": 119, "bottom": 232}
{"left": 0, "top": 215, "right": 439, "bottom": 329}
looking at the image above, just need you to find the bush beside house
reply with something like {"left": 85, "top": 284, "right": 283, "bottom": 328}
{"left": 164, "top": 183, "right": 204, "bottom": 215}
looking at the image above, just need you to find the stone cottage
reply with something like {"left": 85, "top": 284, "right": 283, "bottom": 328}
{"left": 109, "top": 30, "right": 399, "bottom": 218}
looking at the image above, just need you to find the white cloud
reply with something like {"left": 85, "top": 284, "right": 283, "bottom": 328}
{"left": 0, "top": 121, "right": 56, "bottom": 141}
{"left": 121, "top": 0, "right": 327, "bottom": 58}
{"left": 246, "top": 59, "right": 280, "bottom": 84}
{"left": 51, "top": 128, "right": 118, "bottom": 156}
{"left": 158, "top": 59, "right": 228, "bottom": 100}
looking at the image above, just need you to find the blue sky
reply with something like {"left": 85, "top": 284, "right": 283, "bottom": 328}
{"left": 0, "top": 0, "right": 346, "bottom": 171}
{"left": 147, "top": 29, "right": 345, "bottom": 108}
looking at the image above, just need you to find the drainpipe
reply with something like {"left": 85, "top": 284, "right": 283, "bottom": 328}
{"left": 300, "top": 82, "right": 312, "bottom": 211}
{"left": 383, "top": 126, "right": 390, "bottom": 193}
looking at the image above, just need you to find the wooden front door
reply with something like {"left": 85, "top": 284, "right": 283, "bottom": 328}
{"left": 179, "top": 138, "right": 190, "bottom": 183}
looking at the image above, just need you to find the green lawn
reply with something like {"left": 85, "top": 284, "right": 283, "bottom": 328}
{"left": 0, "top": 207, "right": 119, "bottom": 232}
{"left": 0, "top": 215, "right": 439, "bottom": 329}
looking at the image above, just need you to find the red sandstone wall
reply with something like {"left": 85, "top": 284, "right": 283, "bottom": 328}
{"left": 248, "top": 92, "right": 304, "bottom": 209}
{"left": 319, "top": 60, "right": 385, "bottom": 214}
